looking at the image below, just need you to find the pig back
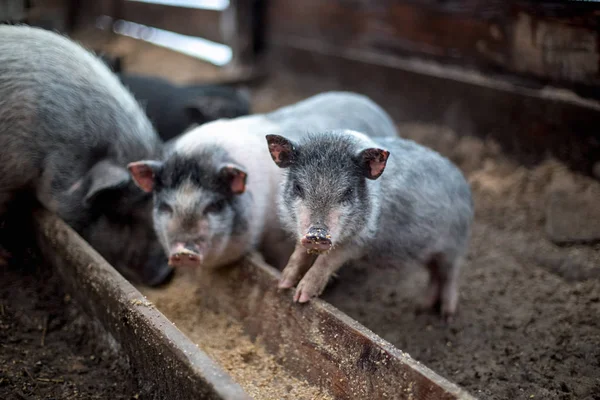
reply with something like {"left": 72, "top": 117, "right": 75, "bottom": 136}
{"left": 265, "top": 91, "right": 398, "bottom": 139}
{"left": 372, "top": 137, "right": 474, "bottom": 261}
{"left": 0, "top": 25, "right": 161, "bottom": 195}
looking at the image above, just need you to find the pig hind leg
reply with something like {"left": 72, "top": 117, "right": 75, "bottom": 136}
{"left": 420, "top": 252, "right": 463, "bottom": 323}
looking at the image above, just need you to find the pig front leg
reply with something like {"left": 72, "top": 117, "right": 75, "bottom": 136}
{"left": 278, "top": 242, "right": 316, "bottom": 289}
{"left": 294, "top": 248, "right": 357, "bottom": 303}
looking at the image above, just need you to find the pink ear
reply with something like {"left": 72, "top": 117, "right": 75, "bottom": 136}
{"left": 266, "top": 134, "right": 295, "bottom": 168}
{"left": 220, "top": 165, "right": 247, "bottom": 194}
{"left": 127, "top": 161, "right": 159, "bottom": 192}
{"left": 359, "top": 148, "right": 390, "bottom": 180}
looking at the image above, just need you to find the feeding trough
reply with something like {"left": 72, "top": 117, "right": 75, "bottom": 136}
{"left": 33, "top": 207, "right": 476, "bottom": 399}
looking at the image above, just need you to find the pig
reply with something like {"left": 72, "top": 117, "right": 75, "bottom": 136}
{"left": 97, "top": 52, "right": 124, "bottom": 73}
{"left": 266, "top": 130, "right": 474, "bottom": 322}
{"left": 127, "top": 91, "right": 398, "bottom": 273}
{"left": 96, "top": 52, "right": 252, "bottom": 141}
{"left": 117, "top": 75, "right": 252, "bottom": 141}
{"left": 0, "top": 25, "right": 171, "bottom": 286}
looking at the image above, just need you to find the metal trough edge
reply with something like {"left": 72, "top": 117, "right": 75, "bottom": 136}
{"left": 192, "top": 253, "right": 477, "bottom": 400}
{"left": 32, "top": 206, "right": 476, "bottom": 400}
{"left": 33, "top": 208, "right": 252, "bottom": 400}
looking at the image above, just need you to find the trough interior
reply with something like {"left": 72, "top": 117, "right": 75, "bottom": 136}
{"left": 139, "top": 271, "right": 334, "bottom": 400}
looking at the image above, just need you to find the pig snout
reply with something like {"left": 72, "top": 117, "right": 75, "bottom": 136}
{"left": 301, "top": 225, "right": 332, "bottom": 254}
{"left": 168, "top": 242, "right": 204, "bottom": 267}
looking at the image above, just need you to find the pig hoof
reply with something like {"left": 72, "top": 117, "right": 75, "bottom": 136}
{"left": 293, "top": 270, "right": 331, "bottom": 304}
{"left": 441, "top": 311, "right": 455, "bottom": 325}
{"left": 278, "top": 277, "right": 295, "bottom": 289}
{"left": 293, "top": 289, "right": 313, "bottom": 303}
{"left": 293, "top": 281, "right": 320, "bottom": 303}
{"left": 298, "top": 291, "right": 312, "bottom": 303}
{"left": 441, "top": 304, "right": 457, "bottom": 325}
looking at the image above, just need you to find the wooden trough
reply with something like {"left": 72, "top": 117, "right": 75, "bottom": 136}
{"left": 33, "top": 207, "right": 476, "bottom": 399}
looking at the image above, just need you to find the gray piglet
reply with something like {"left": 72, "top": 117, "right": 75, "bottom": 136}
{"left": 0, "top": 25, "right": 170, "bottom": 286}
{"left": 266, "top": 130, "right": 474, "bottom": 321}
{"left": 127, "top": 91, "right": 398, "bottom": 272}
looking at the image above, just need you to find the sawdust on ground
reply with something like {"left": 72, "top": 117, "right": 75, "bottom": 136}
{"left": 140, "top": 274, "right": 333, "bottom": 400}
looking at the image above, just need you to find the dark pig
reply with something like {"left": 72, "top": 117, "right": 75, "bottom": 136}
{"left": 96, "top": 53, "right": 252, "bottom": 141}
{"left": 97, "top": 52, "right": 124, "bottom": 73}
{"left": 127, "top": 91, "right": 398, "bottom": 272}
{"left": 0, "top": 25, "right": 171, "bottom": 286}
{"left": 117, "top": 75, "right": 252, "bottom": 141}
{"left": 266, "top": 130, "right": 474, "bottom": 322}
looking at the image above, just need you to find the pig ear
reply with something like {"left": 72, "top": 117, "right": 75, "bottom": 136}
{"left": 219, "top": 164, "right": 247, "bottom": 195}
{"left": 356, "top": 148, "right": 390, "bottom": 180}
{"left": 84, "top": 161, "right": 131, "bottom": 205}
{"left": 127, "top": 160, "right": 163, "bottom": 193}
{"left": 266, "top": 134, "right": 296, "bottom": 168}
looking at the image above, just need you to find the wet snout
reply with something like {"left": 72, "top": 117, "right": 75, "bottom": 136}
{"left": 168, "top": 242, "right": 204, "bottom": 267}
{"left": 301, "top": 224, "right": 332, "bottom": 254}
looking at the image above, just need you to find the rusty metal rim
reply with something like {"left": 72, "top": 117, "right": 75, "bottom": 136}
{"left": 33, "top": 208, "right": 252, "bottom": 400}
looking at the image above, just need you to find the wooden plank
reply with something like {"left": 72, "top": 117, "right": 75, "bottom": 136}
{"left": 194, "top": 253, "right": 476, "bottom": 400}
{"left": 221, "top": 0, "right": 264, "bottom": 72}
{"left": 21, "top": 0, "right": 70, "bottom": 31}
{"left": 265, "top": 0, "right": 600, "bottom": 93}
{"left": 113, "top": 0, "right": 224, "bottom": 44}
{"left": 32, "top": 208, "right": 252, "bottom": 400}
{"left": 262, "top": 44, "right": 600, "bottom": 178}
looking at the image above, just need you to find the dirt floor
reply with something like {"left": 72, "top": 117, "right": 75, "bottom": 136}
{"left": 0, "top": 252, "right": 139, "bottom": 399}
{"left": 36, "top": 31, "right": 600, "bottom": 399}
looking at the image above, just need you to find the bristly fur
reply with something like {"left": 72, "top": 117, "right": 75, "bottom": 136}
{"left": 156, "top": 145, "right": 238, "bottom": 195}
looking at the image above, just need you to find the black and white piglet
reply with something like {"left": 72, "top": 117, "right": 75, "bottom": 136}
{"left": 0, "top": 25, "right": 170, "bottom": 286}
{"left": 266, "top": 130, "right": 474, "bottom": 321}
{"left": 128, "top": 92, "right": 398, "bottom": 272}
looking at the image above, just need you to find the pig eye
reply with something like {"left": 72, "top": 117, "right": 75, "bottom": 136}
{"left": 293, "top": 182, "right": 304, "bottom": 198}
{"left": 342, "top": 188, "right": 353, "bottom": 202}
{"left": 157, "top": 202, "right": 173, "bottom": 215}
{"left": 205, "top": 199, "right": 226, "bottom": 214}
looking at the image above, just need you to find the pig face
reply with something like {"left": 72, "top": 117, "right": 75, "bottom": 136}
{"left": 266, "top": 132, "right": 390, "bottom": 253}
{"left": 77, "top": 160, "right": 172, "bottom": 287}
{"left": 127, "top": 150, "right": 247, "bottom": 268}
